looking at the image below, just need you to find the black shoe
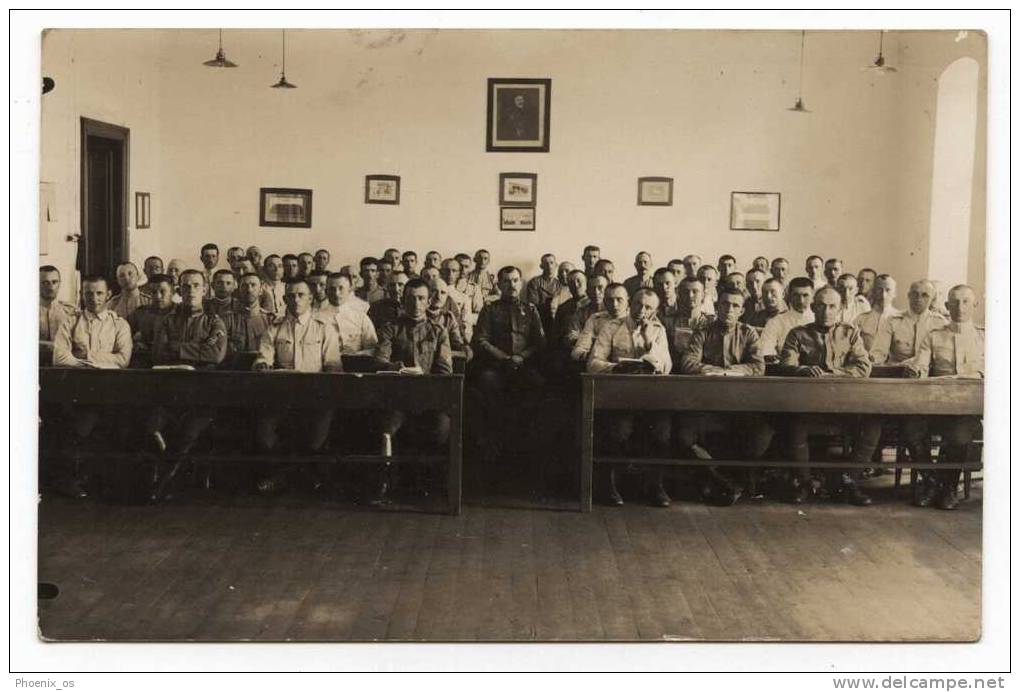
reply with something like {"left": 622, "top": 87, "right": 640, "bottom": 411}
{"left": 914, "top": 483, "right": 939, "bottom": 508}
{"left": 936, "top": 487, "right": 960, "bottom": 510}
{"left": 840, "top": 482, "right": 872, "bottom": 507}
{"left": 651, "top": 485, "right": 671, "bottom": 508}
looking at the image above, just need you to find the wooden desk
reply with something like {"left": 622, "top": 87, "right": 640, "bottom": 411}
{"left": 579, "top": 374, "right": 984, "bottom": 512}
{"left": 39, "top": 368, "right": 464, "bottom": 514}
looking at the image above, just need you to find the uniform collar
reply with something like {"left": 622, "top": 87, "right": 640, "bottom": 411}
{"left": 292, "top": 310, "right": 312, "bottom": 326}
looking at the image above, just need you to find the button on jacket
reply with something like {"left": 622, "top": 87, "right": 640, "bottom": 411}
{"left": 680, "top": 321, "right": 765, "bottom": 376}
{"left": 473, "top": 299, "right": 545, "bottom": 362}
{"left": 375, "top": 316, "right": 453, "bottom": 375}
{"left": 913, "top": 323, "right": 984, "bottom": 378}
{"left": 255, "top": 311, "right": 342, "bottom": 372}
{"left": 53, "top": 309, "right": 132, "bottom": 368}
{"left": 152, "top": 305, "right": 228, "bottom": 367}
{"left": 779, "top": 323, "right": 872, "bottom": 378}
{"left": 587, "top": 315, "right": 672, "bottom": 375}
{"left": 870, "top": 310, "right": 948, "bottom": 365}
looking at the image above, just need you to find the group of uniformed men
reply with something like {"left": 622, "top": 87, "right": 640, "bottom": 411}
{"left": 40, "top": 242, "right": 983, "bottom": 509}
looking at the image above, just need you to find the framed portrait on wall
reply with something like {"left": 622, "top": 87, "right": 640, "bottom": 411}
{"left": 499, "top": 172, "right": 537, "bottom": 206}
{"left": 730, "top": 191, "right": 781, "bottom": 231}
{"left": 637, "top": 177, "right": 673, "bottom": 206}
{"left": 486, "top": 78, "right": 551, "bottom": 152}
{"left": 259, "top": 188, "right": 313, "bottom": 228}
{"left": 500, "top": 206, "right": 536, "bottom": 231}
{"left": 365, "top": 175, "right": 401, "bottom": 205}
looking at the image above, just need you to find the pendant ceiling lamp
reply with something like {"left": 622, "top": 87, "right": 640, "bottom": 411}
{"left": 863, "top": 30, "right": 897, "bottom": 73}
{"left": 787, "top": 30, "right": 811, "bottom": 113}
{"left": 203, "top": 29, "right": 238, "bottom": 68}
{"left": 271, "top": 29, "right": 297, "bottom": 89}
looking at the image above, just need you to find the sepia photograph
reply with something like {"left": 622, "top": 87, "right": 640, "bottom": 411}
{"left": 12, "top": 10, "right": 1010, "bottom": 679}
{"left": 259, "top": 187, "right": 313, "bottom": 227}
{"left": 365, "top": 174, "right": 401, "bottom": 205}
{"left": 486, "top": 77, "right": 551, "bottom": 152}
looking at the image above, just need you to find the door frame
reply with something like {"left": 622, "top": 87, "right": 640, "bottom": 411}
{"left": 79, "top": 116, "right": 130, "bottom": 277}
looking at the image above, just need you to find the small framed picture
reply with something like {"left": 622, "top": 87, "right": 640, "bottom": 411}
{"left": 486, "top": 78, "right": 551, "bottom": 153}
{"left": 637, "top": 177, "right": 673, "bottom": 206}
{"left": 259, "top": 188, "right": 312, "bottom": 228}
{"left": 730, "top": 191, "right": 781, "bottom": 231}
{"left": 499, "top": 172, "right": 537, "bottom": 206}
{"left": 365, "top": 175, "right": 401, "bottom": 205}
{"left": 500, "top": 206, "right": 536, "bottom": 231}
{"left": 135, "top": 192, "right": 151, "bottom": 229}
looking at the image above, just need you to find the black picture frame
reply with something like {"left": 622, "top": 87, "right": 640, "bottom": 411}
{"left": 134, "top": 191, "right": 151, "bottom": 229}
{"left": 730, "top": 191, "right": 781, "bottom": 231}
{"left": 486, "top": 78, "right": 551, "bottom": 153}
{"left": 259, "top": 188, "right": 313, "bottom": 228}
{"left": 637, "top": 177, "right": 674, "bottom": 206}
{"left": 500, "top": 206, "right": 536, "bottom": 231}
{"left": 498, "top": 172, "right": 537, "bottom": 206}
{"left": 365, "top": 175, "right": 401, "bottom": 205}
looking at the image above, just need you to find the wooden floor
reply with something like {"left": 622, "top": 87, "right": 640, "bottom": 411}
{"left": 38, "top": 481, "right": 981, "bottom": 642}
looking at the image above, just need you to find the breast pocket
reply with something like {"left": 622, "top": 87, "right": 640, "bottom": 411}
{"left": 275, "top": 335, "right": 295, "bottom": 363}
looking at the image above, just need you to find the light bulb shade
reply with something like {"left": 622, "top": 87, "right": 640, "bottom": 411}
{"left": 271, "top": 75, "right": 297, "bottom": 89}
{"left": 203, "top": 48, "right": 238, "bottom": 68}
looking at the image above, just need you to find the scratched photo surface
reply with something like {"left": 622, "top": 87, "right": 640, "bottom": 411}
{"left": 37, "top": 28, "right": 986, "bottom": 643}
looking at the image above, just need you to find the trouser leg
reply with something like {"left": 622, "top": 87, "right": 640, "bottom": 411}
{"left": 175, "top": 407, "right": 216, "bottom": 454}
{"left": 305, "top": 409, "right": 334, "bottom": 452}
{"left": 936, "top": 416, "right": 981, "bottom": 489}
{"left": 789, "top": 416, "right": 814, "bottom": 483}
{"left": 255, "top": 410, "right": 281, "bottom": 452}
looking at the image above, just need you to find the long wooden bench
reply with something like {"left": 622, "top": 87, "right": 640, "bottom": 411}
{"left": 38, "top": 367, "right": 465, "bottom": 514}
{"left": 578, "top": 373, "right": 984, "bottom": 511}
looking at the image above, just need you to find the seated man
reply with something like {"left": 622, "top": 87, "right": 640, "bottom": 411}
{"left": 901, "top": 284, "right": 983, "bottom": 510}
{"left": 282, "top": 254, "right": 301, "bottom": 282}
{"left": 593, "top": 258, "right": 616, "bottom": 284}
{"left": 682, "top": 254, "right": 702, "bottom": 281}
{"left": 148, "top": 270, "right": 228, "bottom": 454}
{"left": 318, "top": 273, "right": 379, "bottom": 356}
{"left": 742, "top": 276, "right": 785, "bottom": 328}
{"left": 105, "top": 261, "right": 152, "bottom": 319}
{"left": 824, "top": 258, "right": 843, "bottom": 288}
{"left": 338, "top": 266, "right": 371, "bottom": 312}
{"left": 770, "top": 257, "right": 790, "bottom": 287}
{"left": 835, "top": 273, "right": 869, "bottom": 324}
{"left": 298, "top": 252, "right": 315, "bottom": 279}
{"left": 622, "top": 251, "right": 654, "bottom": 296}
{"left": 374, "top": 279, "right": 454, "bottom": 499}
{"left": 567, "top": 275, "right": 611, "bottom": 360}
{"left": 314, "top": 248, "right": 331, "bottom": 273}
{"left": 857, "top": 268, "right": 877, "bottom": 303}
{"left": 760, "top": 276, "right": 814, "bottom": 358}
{"left": 805, "top": 255, "right": 827, "bottom": 290}
{"left": 548, "top": 261, "right": 576, "bottom": 319}
{"left": 356, "top": 256, "right": 387, "bottom": 305}
{"left": 226, "top": 246, "right": 246, "bottom": 275}
{"left": 697, "top": 265, "right": 719, "bottom": 316}
{"left": 51, "top": 275, "right": 132, "bottom": 496}
{"left": 742, "top": 268, "right": 768, "bottom": 313}
{"left": 652, "top": 267, "right": 681, "bottom": 332}
{"left": 549, "top": 268, "right": 587, "bottom": 347}
{"left": 139, "top": 256, "right": 165, "bottom": 297}
{"left": 368, "top": 271, "right": 409, "bottom": 329}
{"left": 587, "top": 288, "right": 672, "bottom": 507}
{"left": 261, "top": 254, "right": 287, "bottom": 316}
{"left": 127, "top": 273, "right": 176, "bottom": 368}
{"left": 199, "top": 243, "right": 222, "bottom": 295}
{"left": 39, "top": 265, "right": 76, "bottom": 364}
{"left": 438, "top": 257, "right": 471, "bottom": 328}
{"left": 222, "top": 272, "right": 274, "bottom": 370}
{"left": 717, "top": 254, "right": 737, "bottom": 280}
{"left": 678, "top": 288, "right": 771, "bottom": 505}
{"left": 205, "top": 268, "right": 237, "bottom": 317}
{"left": 854, "top": 274, "right": 901, "bottom": 352}
{"left": 305, "top": 270, "right": 329, "bottom": 312}
{"left": 424, "top": 250, "right": 443, "bottom": 272}
{"left": 752, "top": 256, "right": 770, "bottom": 275}
{"left": 581, "top": 245, "right": 601, "bottom": 279}
{"left": 167, "top": 259, "right": 186, "bottom": 303}
{"left": 669, "top": 276, "right": 715, "bottom": 361}
{"left": 869, "top": 279, "right": 947, "bottom": 365}
{"left": 526, "top": 253, "right": 562, "bottom": 336}
{"left": 246, "top": 246, "right": 263, "bottom": 274}
{"left": 471, "top": 265, "right": 546, "bottom": 392}
{"left": 779, "top": 286, "right": 880, "bottom": 506}
{"left": 253, "top": 280, "right": 342, "bottom": 455}
{"left": 426, "top": 277, "right": 471, "bottom": 359}
{"left": 402, "top": 250, "right": 420, "bottom": 279}
{"left": 382, "top": 248, "right": 402, "bottom": 272}
{"left": 468, "top": 248, "right": 499, "bottom": 304}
